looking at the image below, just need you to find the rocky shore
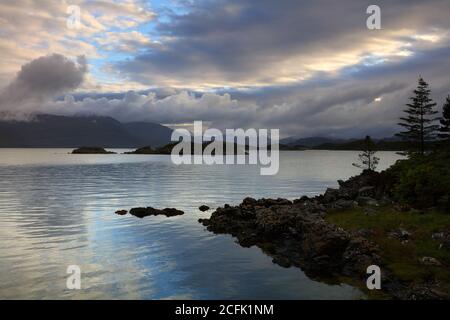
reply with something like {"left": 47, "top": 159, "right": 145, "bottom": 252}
{"left": 199, "top": 170, "right": 449, "bottom": 299}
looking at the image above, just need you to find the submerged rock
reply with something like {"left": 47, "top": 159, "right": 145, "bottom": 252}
{"left": 129, "top": 207, "right": 184, "bottom": 218}
{"left": 115, "top": 210, "right": 128, "bottom": 215}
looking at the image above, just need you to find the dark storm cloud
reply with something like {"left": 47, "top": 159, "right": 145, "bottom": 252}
{"left": 102, "top": 0, "right": 450, "bottom": 138}
{"left": 0, "top": 54, "right": 87, "bottom": 117}
{"left": 118, "top": 0, "right": 450, "bottom": 87}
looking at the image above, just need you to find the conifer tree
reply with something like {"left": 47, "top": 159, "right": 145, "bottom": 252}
{"left": 352, "top": 136, "right": 379, "bottom": 171}
{"left": 396, "top": 77, "right": 439, "bottom": 155}
{"left": 438, "top": 95, "right": 450, "bottom": 140}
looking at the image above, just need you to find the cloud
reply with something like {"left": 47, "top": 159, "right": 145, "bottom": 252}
{"left": 1, "top": 1, "right": 450, "bottom": 139}
{"left": 1, "top": 51, "right": 448, "bottom": 140}
{"left": 0, "top": 0, "right": 154, "bottom": 90}
{"left": 0, "top": 54, "right": 87, "bottom": 118}
{"left": 117, "top": 0, "right": 450, "bottom": 89}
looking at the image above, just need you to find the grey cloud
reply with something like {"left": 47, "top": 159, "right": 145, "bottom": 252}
{"left": 118, "top": 0, "right": 450, "bottom": 87}
{"left": 0, "top": 54, "right": 87, "bottom": 117}
{"left": 2, "top": 1, "right": 450, "bottom": 139}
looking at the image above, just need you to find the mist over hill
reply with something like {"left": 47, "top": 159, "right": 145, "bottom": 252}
{"left": 0, "top": 114, "right": 173, "bottom": 148}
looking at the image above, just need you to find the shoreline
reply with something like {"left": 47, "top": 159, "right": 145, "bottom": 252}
{"left": 198, "top": 170, "right": 450, "bottom": 299}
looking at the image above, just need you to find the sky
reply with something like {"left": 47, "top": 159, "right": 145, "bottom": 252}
{"left": 0, "top": 0, "right": 450, "bottom": 138}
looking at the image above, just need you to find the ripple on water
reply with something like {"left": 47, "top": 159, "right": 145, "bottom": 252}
{"left": 0, "top": 149, "right": 403, "bottom": 299}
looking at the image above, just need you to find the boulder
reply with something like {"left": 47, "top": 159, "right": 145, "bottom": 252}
{"left": 388, "top": 229, "right": 411, "bottom": 241}
{"left": 323, "top": 188, "right": 340, "bottom": 203}
{"left": 199, "top": 205, "right": 210, "bottom": 212}
{"left": 421, "top": 256, "right": 442, "bottom": 266}
{"left": 115, "top": 210, "right": 128, "bottom": 215}
{"left": 358, "top": 186, "right": 376, "bottom": 197}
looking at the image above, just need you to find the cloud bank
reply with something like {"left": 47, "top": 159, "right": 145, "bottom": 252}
{"left": 1, "top": 1, "right": 450, "bottom": 138}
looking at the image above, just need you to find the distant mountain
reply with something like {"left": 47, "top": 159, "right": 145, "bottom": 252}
{"left": 312, "top": 138, "right": 408, "bottom": 151}
{"left": 280, "top": 136, "right": 350, "bottom": 147}
{"left": 122, "top": 122, "right": 173, "bottom": 147}
{"left": 279, "top": 135, "right": 411, "bottom": 151}
{"left": 0, "top": 114, "right": 173, "bottom": 148}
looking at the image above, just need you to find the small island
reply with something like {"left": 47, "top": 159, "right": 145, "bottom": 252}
{"left": 71, "top": 147, "right": 116, "bottom": 154}
{"left": 124, "top": 146, "right": 158, "bottom": 154}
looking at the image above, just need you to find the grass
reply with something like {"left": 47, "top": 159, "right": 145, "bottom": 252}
{"left": 325, "top": 206, "right": 450, "bottom": 297}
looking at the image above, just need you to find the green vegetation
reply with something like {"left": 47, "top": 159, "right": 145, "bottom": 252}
{"left": 439, "top": 96, "right": 450, "bottom": 140}
{"left": 384, "top": 147, "right": 450, "bottom": 211}
{"left": 326, "top": 206, "right": 450, "bottom": 296}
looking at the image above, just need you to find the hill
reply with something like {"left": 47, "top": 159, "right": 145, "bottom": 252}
{"left": 0, "top": 114, "right": 173, "bottom": 148}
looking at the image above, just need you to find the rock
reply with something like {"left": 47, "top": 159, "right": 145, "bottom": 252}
{"left": 162, "top": 208, "right": 185, "bottom": 217}
{"left": 300, "top": 200, "right": 326, "bottom": 214}
{"left": 272, "top": 256, "right": 292, "bottom": 268}
{"left": 356, "top": 196, "right": 379, "bottom": 206}
{"left": 115, "top": 210, "right": 127, "bottom": 215}
{"left": 358, "top": 186, "right": 375, "bottom": 197}
{"left": 408, "top": 283, "right": 450, "bottom": 300}
{"left": 332, "top": 199, "right": 356, "bottom": 210}
{"left": 297, "top": 195, "right": 310, "bottom": 202}
{"left": 242, "top": 197, "right": 257, "bottom": 205}
{"left": 256, "top": 198, "right": 293, "bottom": 207}
{"left": 342, "top": 237, "right": 381, "bottom": 275}
{"left": 433, "top": 232, "right": 450, "bottom": 251}
{"left": 432, "top": 232, "right": 445, "bottom": 240}
{"left": 323, "top": 188, "right": 340, "bottom": 203}
{"left": 72, "top": 147, "right": 116, "bottom": 154}
{"left": 199, "top": 205, "right": 210, "bottom": 212}
{"left": 129, "top": 207, "right": 184, "bottom": 218}
{"left": 199, "top": 197, "right": 381, "bottom": 280}
{"left": 420, "top": 256, "right": 442, "bottom": 266}
{"left": 388, "top": 229, "right": 411, "bottom": 241}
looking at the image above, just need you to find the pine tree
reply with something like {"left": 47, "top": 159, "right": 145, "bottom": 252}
{"left": 396, "top": 77, "right": 439, "bottom": 155}
{"left": 352, "top": 136, "right": 379, "bottom": 171}
{"left": 438, "top": 95, "right": 450, "bottom": 140}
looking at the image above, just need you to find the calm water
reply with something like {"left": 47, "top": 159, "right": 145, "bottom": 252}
{"left": 0, "top": 149, "right": 402, "bottom": 299}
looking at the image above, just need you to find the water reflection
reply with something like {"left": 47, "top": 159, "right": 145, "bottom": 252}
{"left": 0, "top": 149, "right": 403, "bottom": 299}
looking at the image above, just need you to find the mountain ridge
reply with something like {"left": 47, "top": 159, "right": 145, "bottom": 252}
{"left": 0, "top": 114, "right": 173, "bottom": 148}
